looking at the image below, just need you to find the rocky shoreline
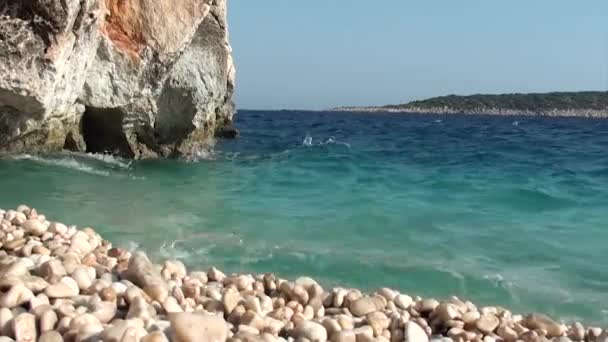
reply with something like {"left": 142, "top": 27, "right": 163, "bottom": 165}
{"left": 0, "top": 205, "right": 603, "bottom": 342}
{"left": 331, "top": 107, "right": 608, "bottom": 118}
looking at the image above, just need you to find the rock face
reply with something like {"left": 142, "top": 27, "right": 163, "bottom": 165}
{"left": 0, "top": 0, "right": 235, "bottom": 159}
{"left": 0, "top": 0, "right": 104, "bottom": 152}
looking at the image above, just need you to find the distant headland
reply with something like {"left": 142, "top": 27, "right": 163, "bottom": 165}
{"left": 333, "top": 91, "right": 608, "bottom": 117}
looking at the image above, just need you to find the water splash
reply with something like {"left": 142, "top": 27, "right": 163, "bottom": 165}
{"left": 302, "top": 135, "right": 350, "bottom": 148}
{"left": 10, "top": 154, "right": 110, "bottom": 177}
{"left": 321, "top": 136, "right": 351, "bottom": 148}
{"left": 77, "top": 152, "right": 132, "bottom": 169}
{"left": 302, "top": 135, "right": 313, "bottom": 146}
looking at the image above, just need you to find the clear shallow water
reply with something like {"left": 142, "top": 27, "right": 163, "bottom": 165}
{"left": 1, "top": 110, "right": 608, "bottom": 323}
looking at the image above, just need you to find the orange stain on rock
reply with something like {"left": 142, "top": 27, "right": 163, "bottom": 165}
{"left": 101, "top": 0, "right": 146, "bottom": 61}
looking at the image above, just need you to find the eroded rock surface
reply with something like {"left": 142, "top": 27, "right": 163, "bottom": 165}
{"left": 0, "top": 0, "right": 235, "bottom": 159}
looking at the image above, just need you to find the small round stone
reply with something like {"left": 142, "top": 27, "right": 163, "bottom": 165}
{"left": 476, "top": 315, "right": 500, "bottom": 334}
{"left": 394, "top": 294, "right": 413, "bottom": 310}
{"left": 404, "top": 321, "right": 428, "bottom": 342}
{"left": 293, "top": 320, "right": 328, "bottom": 342}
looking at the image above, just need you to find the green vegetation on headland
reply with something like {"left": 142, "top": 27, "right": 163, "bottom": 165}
{"left": 387, "top": 91, "right": 608, "bottom": 111}
{"left": 335, "top": 91, "right": 608, "bottom": 117}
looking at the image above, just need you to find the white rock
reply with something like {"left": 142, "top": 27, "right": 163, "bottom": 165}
{"left": 75, "top": 324, "right": 104, "bottom": 342}
{"left": 476, "top": 315, "right": 500, "bottom": 334}
{"left": 238, "top": 324, "right": 260, "bottom": 335}
{"left": 69, "top": 232, "right": 94, "bottom": 257}
{"left": 295, "top": 276, "right": 319, "bottom": 289}
{"left": 461, "top": 311, "right": 480, "bottom": 325}
{"left": 376, "top": 288, "right": 398, "bottom": 302}
{"left": 292, "top": 284, "right": 310, "bottom": 305}
{"left": 394, "top": 295, "right": 413, "bottom": 310}
{"left": 0, "top": 308, "right": 13, "bottom": 336}
{"left": 497, "top": 325, "right": 518, "bottom": 341}
{"left": 111, "top": 282, "right": 128, "bottom": 295}
{"left": 569, "top": 322, "right": 585, "bottom": 341}
{"left": 222, "top": 287, "right": 240, "bottom": 314}
{"left": 38, "top": 260, "right": 67, "bottom": 284}
{"left": 208, "top": 267, "right": 226, "bottom": 282}
{"left": 69, "top": 313, "right": 102, "bottom": 332}
{"left": 28, "top": 254, "right": 51, "bottom": 268}
{"left": 0, "top": 283, "right": 34, "bottom": 308}
{"left": 434, "top": 303, "right": 461, "bottom": 322}
{"left": 45, "top": 276, "right": 79, "bottom": 298}
{"left": 142, "top": 331, "right": 170, "bottom": 342}
{"left": 91, "top": 301, "right": 117, "bottom": 323}
{"left": 101, "top": 319, "right": 148, "bottom": 342}
{"left": 48, "top": 222, "right": 68, "bottom": 236}
{"left": 124, "top": 252, "right": 168, "bottom": 302}
{"left": 39, "top": 331, "right": 64, "bottom": 342}
{"left": 163, "top": 297, "right": 183, "bottom": 313}
{"left": 367, "top": 311, "right": 390, "bottom": 337}
{"left": 349, "top": 296, "right": 386, "bottom": 317}
{"left": 418, "top": 299, "right": 439, "bottom": 313}
{"left": 404, "top": 322, "right": 428, "bottom": 342}
{"left": 162, "top": 260, "right": 187, "bottom": 281}
{"left": 127, "top": 297, "right": 156, "bottom": 323}
{"left": 19, "top": 258, "right": 35, "bottom": 270}
{"left": 189, "top": 271, "right": 208, "bottom": 284}
{"left": 353, "top": 326, "right": 374, "bottom": 342}
{"left": 524, "top": 313, "right": 566, "bottom": 338}
{"left": 169, "top": 313, "right": 229, "bottom": 342}
{"left": 13, "top": 312, "right": 36, "bottom": 342}
{"left": 322, "top": 318, "right": 342, "bottom": 336}
{"left": 227, "top": 274, "right": 255, "bottom": 291}
{"left": 72, "top": 267, "right": 93, "bottom": 291}
{"left": 39, "top": 309, "right": 58, "bottom": 332}
{"left": 293, "top": 320, "right": 328, "bottom": 342}
{"left": 333, "top": 289, "right": 348, "bottom": 308}
{"left": 22, "top": 219, "right": 47, "bottom": 236}
{"left": 244, "top": 295, "right": 262, "bottom": 314}
{"left": 0, "top": 260, "right": 29, "bottom": 278}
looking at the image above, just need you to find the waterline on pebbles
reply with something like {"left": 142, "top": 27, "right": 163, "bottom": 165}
{"left": 0, "top": 205, "right": 604, "bottom": 342}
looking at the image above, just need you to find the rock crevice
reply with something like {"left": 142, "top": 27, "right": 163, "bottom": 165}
{"left": 0, "top": 0, "right": 235, "bottom": 159}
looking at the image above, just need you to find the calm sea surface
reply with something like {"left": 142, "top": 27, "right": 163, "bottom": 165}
{"left": 1, "top": 110, "right": 608, "bottom": 323}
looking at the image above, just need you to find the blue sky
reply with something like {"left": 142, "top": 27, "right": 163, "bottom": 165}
{"left": 229, "top": 1, "right": 608, "bottom": 110}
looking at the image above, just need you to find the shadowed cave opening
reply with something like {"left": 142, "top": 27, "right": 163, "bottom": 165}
{"left": 82, "top": 107, "right": 134, "bottom": 158}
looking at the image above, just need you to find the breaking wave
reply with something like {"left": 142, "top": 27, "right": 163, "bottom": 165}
{"left": 10, "top": 154, "right": 111, "bottom": 177}
{"left": 75, "top": 152, "right": 132, "bottom": 169}
{"left": 302, "top": 135, "right": 351, "bottom": 148}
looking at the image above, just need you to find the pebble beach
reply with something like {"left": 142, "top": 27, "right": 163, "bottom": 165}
{"left": 0, "top": 205, "right": 604, "bottom": 342}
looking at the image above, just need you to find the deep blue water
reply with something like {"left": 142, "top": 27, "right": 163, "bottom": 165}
{"left": 1, "top": 110, "right": 608, "bottom": 323}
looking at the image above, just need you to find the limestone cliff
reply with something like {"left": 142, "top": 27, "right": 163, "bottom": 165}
{"left": 0, "top": 0, "right": 235, "bottom": 158}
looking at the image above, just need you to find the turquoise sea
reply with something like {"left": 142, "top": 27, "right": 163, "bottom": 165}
{"left": 1, "top": 110, "right": 608, "bottom": 324}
